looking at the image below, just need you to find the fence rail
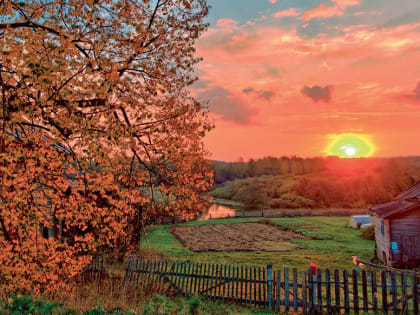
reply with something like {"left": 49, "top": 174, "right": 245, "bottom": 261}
{"left": 124, "top": 257, "right": 420, "bottom": 314}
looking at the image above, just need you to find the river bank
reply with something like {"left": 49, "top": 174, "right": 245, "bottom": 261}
{"left": 198, "top": 199, "right": 369, "bottom": 220}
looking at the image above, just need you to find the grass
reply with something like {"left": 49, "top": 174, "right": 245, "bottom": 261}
{"left": 0, "top": 292, "right": 277, "bottom": 315}
{"left": 141, "top": 216, "right": 375, "bottom": 272}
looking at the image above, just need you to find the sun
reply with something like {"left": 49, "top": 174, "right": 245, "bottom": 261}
{"left": 325, "top": 134, "right": 375, "bottom": 158}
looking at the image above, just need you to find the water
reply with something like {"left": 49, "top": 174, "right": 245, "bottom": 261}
{"left": 198, "top": 203, "right": 237, "bottom": 220}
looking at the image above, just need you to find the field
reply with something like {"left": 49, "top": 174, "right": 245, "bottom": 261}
{"left": 170, "top": 222, "right": 308, "bottom": 252}
{"left": 142, "top": 216, "right": 375, "bottom": 272}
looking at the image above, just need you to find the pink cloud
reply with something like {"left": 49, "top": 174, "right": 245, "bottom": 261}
{"left": 333, "top": 0, "right": 360, "bottom": 8}
{"left": 301, "top": 0, "right": 360, "bottom": 21}
{"left": 268, "top": 0, "right": 277, "bottom": 3}
{"left": 274, "top": 8, "right": 300, "bottom": 18}
{"left": 216, "top": 18, "right": 239, "bottom": 28}
{"left": 301, "top": 4, "right": 344, "bottom": 21}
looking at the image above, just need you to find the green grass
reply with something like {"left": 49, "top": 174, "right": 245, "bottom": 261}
{"left": 1, "top": 293, "right": 276, "bottom": 315}
{"left": 141, "top": 216, "right": 375, "bottom": 272}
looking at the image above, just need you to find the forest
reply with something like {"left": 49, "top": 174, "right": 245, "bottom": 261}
{"left": 211, "top": 156, "right": 420, "bottom": 209}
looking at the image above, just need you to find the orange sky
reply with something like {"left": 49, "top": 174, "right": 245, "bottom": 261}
{"left": 193, "top": 0, "right": 420, "bottom": 161}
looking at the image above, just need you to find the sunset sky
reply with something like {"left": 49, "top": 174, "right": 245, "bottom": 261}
{"left": 193, "top": 0, "right": 420, "bottom": 161}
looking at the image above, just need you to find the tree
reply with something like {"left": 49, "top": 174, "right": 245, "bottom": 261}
{"left": 0, "top": 0, "right": 212, "bottom": 293}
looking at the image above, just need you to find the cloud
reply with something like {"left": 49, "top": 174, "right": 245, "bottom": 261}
{"left": 268, "top": 0, "right": 277, "bottom": 3}
{"left": 301, "top": 0, "right": 360, "bottom": 21}
{"left": 301, "top": 4, "right": 343, "bottom": 21}
{"left": 199, "top": 27, "right": 256, "bottom": 54}
{"left": 414, "top": 82, "right": 420, "bottom": 99}
{"left": 301, "top": 85, "right": 332, "bottom": 102}
{"left": 216, "top": 18, "right": 239, "bottom": 28}
{"left": 274, "top": 8, "right": 300, "bottom": 18}
{"left": 258, "top": 90, "right": 276, "bottom": 100}
{"left": 242, "top": 87, "right": 275, "bottom": 100}
{"left": 404, "top": 82, "right": 420, "bottom": 102}
{"left": 197, "top": 86, "right": 255, "bottom": 124}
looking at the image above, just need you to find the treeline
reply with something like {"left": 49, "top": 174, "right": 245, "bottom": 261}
{"left": 211, "top": 157, "right": 420, "bottom": 209}
{"left": 213, "top": 156, "right": 325, "bottom": 184}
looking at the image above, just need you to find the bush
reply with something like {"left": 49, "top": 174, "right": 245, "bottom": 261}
{"left": 1, "top": 294, "right": 61, "bottom": 315}
{"left": 359, "top": 225, "right": 375, "bottom": 240}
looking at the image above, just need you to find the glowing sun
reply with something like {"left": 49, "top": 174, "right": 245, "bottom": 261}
{"left": 326, "top": 134, "right": 374, "bottom": 158}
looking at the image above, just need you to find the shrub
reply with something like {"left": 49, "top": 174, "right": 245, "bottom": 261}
{"left": 1, "top": 294, "right": 61, "bottom": 315}
{"left": 359, "top": 225, "right": 375, "bottom": 240}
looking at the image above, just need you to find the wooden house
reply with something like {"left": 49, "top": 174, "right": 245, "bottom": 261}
{"left": 370, "top": 182, "right": 420, "bottom": 268}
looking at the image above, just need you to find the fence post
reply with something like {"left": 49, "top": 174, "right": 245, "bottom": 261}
{"left": 267, "top": 265, "right": 273, "bottom": 310}
{"left": 413, "top": 271, "right": 418, "bottom": 315}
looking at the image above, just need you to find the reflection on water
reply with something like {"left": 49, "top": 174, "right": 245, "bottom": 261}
{"left": 198, "top": 204, "right": 237, "bottom": 220}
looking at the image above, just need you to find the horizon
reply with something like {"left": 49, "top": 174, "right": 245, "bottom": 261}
{"left": 211, "top": 154, "right": 420, "bottom": 163}
{"left": 194, "top": 0, "right": 420, "bottom": 161}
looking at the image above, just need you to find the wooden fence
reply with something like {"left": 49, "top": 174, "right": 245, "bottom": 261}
{"left": 124, "top": 257, "right": 420, "bottom": 314}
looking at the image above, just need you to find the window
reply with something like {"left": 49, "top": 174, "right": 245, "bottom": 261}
{"left": 381, "top": 220, "right": 385, "bottom": 236}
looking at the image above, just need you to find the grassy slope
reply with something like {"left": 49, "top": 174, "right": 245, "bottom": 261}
{"left": 141, "top": 217, "right": 374, "bottom": 272}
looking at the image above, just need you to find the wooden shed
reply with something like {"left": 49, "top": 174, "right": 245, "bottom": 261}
{"left": 370, "top": 181, "right": 420, "bottom": 268}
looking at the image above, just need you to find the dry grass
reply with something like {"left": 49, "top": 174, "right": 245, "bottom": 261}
{"left": 0, "top": 251, "right": 170, "bottom": 314}
{"left": 170, "top": 222, "right": 309, "bottom": 252}
{"left": 58, "top": 276, "right": 165, "bottom": 314}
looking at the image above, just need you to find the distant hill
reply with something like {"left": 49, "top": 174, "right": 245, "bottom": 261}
{"left": 210, "top": 156, "right": 420, "bottom": 210}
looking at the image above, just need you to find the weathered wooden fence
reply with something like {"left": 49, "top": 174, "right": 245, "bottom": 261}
{"left": 80, "top": 255, "right": 107, "bottom": 281}
{"left": 125, "top": 257, "right": 420, "bottom": 314}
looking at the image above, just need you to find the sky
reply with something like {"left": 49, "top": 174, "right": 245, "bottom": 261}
{"left": 192, "top": 0, "right": 420, "bottom": 161}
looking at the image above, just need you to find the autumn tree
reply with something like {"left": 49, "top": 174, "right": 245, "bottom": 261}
{"left": 0, "top": 0, "right": 213, "bottom": 293}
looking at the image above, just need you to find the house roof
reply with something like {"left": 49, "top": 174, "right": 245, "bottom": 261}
{"left": 370, "top": 200, "right": 420, "bottom": 219}
{"left": 370, "top": 181, "right": 420, "bottom": 219}
{"left": 394, "top": 181, "right": 420, "bottom": 201}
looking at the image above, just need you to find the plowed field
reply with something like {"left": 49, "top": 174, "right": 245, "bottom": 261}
{"left": 170, "top": 222, "right": 309, "bottom": 252}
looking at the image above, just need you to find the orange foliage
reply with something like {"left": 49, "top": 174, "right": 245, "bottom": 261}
{"left": 0, "top": 0, "right": 212, "bottom": 293}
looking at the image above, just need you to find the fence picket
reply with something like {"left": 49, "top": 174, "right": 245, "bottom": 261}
{"left": 216, "top": 264, "right": 221, "bottom": 300}
{"left": 200, "top": 263, "right": 207, "bottom": 296}
{"left": 258, "top": 267, "right": 262, "bottom": 306}
{"left": 352, "top": 269, "right": 359, "bottom": 313}
{"left": 371, "top": 271, "right": 378, "bottom": 312}
{"left": 276, "top": 270, "right": 281, "bottom": 311}
{"left": 302, "top": 271, "right": 307, "bottom": 313}
{"left": 391, "top": 272, "right": 397, "bottom": 315}
{"left": 227, "top": 264, "right": 232, "bottom": 301}
{"left": 235, "top": 265, "right": 239, "bottom": 304}
{"left": 160, "top": 260, "right": 168, "bottom": 290}
{"left": 186, "top": 262, "right": 193, "bottom": 294}
{"left": 244, "top": 266, "right": 249, "bottom": 305}
{"left": 362, "top": 270, "right": 368, "bottom": 312}
{"left": 317, "top": 269, "right": 322, "bottom": 313}
{"left": 401, "top": 272, "right": 408, "bottom": 313}
{"left": 209, "top": 264, "right": 215, "bottom": 301}
{"left": 284, "top": 267, "right": 290, "bottom": 312}
{"left": 240, "top": 265, "right": 244, "bottom": 304}
{"left": 179, "top": 262, "right": 186, "bottom": 292}
{"left": 413, "top": 270, "right": 418, "bottom": 315}
{"left": 222, "top": 264, "right": 227, "bottom": 302}
{"left": 267, "top": 265, "right": 273, "bottom": 310}
{"left": 381, "top": 271, "right": 388, "bottom": 313}
{"left": 309, "top": 269, "right": 314, "bottom": 312}
{"left": 334, "top": 269, "right": 340, "bottom": 312}
{"left": 326, "top": 269, "right": 331, "bottom": 313}
{"left": 293, "top": 268, "right": 298, "bottom": 312}
{"left": 193, "top": 263, "right": 200, "bottom": 294}
{"left": 262, "top": 266, "right": 267, "bottom": 307}
{"left": 344, "top": 270, "right": 350, "bottom": 313}
{"left": 253, "top": 267, "right": 257, "bottom": 307}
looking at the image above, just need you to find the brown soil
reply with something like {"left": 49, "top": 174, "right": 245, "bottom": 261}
{"left": 170, "top": 222, "right": 310, "bottom": 252}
